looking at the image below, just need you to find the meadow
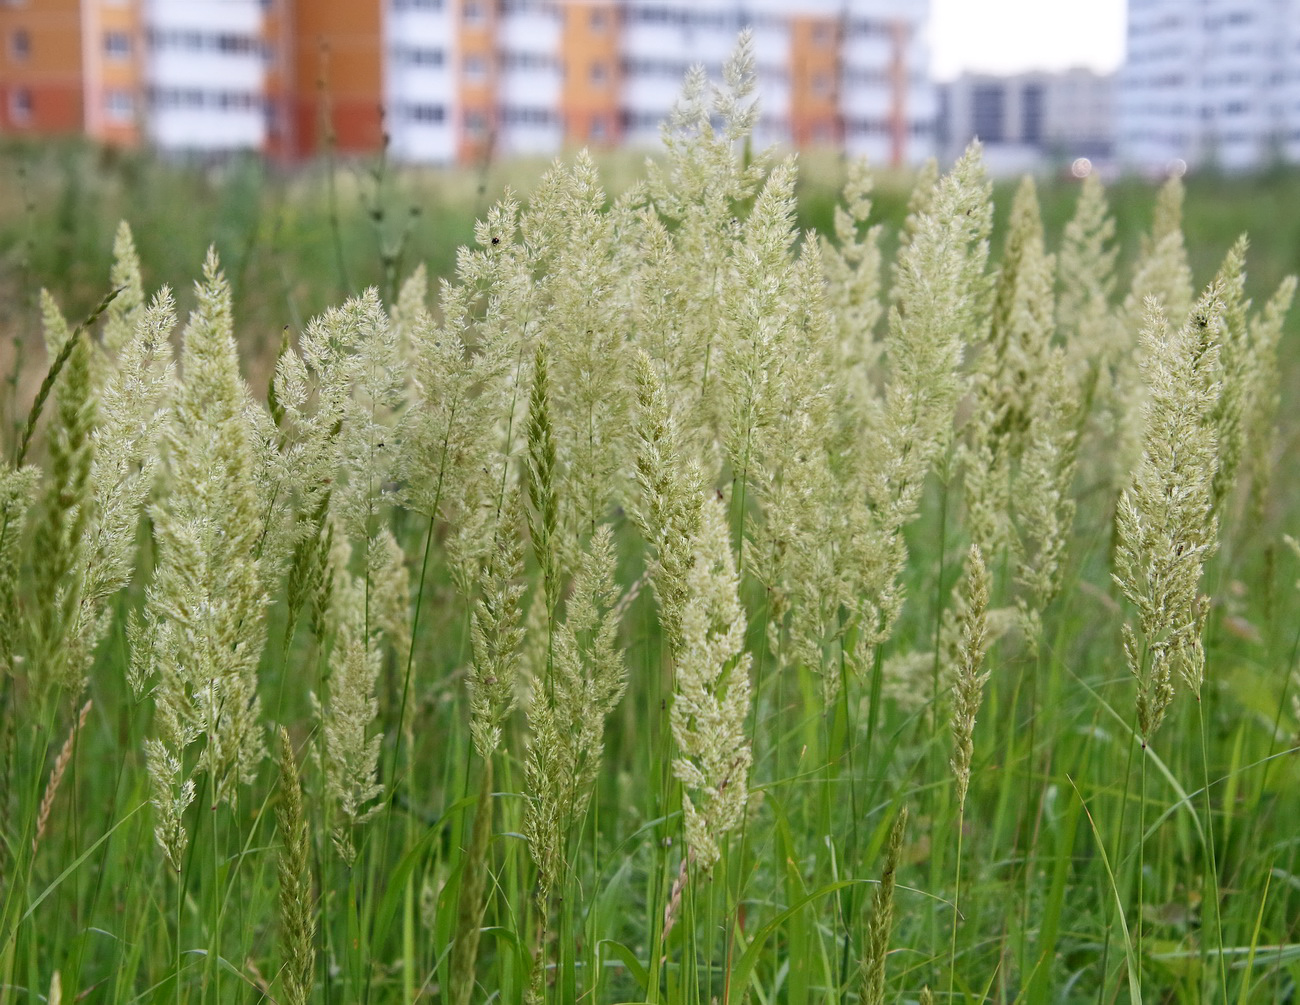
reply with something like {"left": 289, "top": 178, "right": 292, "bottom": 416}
{"left": 3, "top": 43, "right": 1300, "bottom": 1004}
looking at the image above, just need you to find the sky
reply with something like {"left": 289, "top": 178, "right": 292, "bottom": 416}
{"left": 929, "top": 0, "right": 1128, "bottom": 80}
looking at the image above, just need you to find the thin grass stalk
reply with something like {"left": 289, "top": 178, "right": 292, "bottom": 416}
{"left": 1096, "top": 714, "right": 1139, "bottom": 1005}
{"left": 831, "top": 635, "right": 862, "bottom": 999}
{"left": 1138, "top": 739, "right": 1148, "bottom": 995}
{"left": 1197, "top": 701, "right": 1228, "bottom": 997}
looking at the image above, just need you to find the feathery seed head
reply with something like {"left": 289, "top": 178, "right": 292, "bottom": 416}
{"left": 1115, "top": 290, "right": 1224, "bottom": 737}
{"left": 469, "top": 493, "right": 526, "bottom": 759}
{"left": 671, "top": 496, "right": 752, "bottom": 871}
{"left": 139, "top": 249, "right": 267, "bottom": 845}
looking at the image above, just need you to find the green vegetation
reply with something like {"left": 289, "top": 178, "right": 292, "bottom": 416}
{"left": 5, "top": 42, "right": 1300, "bottom": 1004}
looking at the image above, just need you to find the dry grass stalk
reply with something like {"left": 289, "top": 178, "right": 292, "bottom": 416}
{"left": 32, "top": 698, "right": 91, "bottom": 856}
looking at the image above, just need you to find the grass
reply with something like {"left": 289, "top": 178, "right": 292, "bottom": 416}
{"left": 4, "top": 90, "right": 1300, "bottom": 1003}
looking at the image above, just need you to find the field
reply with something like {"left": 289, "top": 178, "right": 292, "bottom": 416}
{"left": 4, "top": 51, "right": 1300, "bottom": 1005}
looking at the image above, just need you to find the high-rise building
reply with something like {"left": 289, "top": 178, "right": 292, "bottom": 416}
{"left": 0, "top": 0, "right": 936, "bottom": 165}
{"left": 1119, "top": 0, "right": 1300, "bottom": 171}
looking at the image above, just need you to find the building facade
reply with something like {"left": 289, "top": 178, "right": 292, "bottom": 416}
{"left": 939, "top": 68, "right": 1114, "bottom": 173}
{"left": 0, "top": 0, "right": 936, "bottom": 165}
{"left": 1120, "top": 0, "right": 1300, "bottom": 171}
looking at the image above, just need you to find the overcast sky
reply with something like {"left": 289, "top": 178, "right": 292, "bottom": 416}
{"left": 929, "top": 0, "right": 1128, "bottom": 79}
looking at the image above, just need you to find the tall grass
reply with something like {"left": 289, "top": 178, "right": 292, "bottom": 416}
{"left": 3, "top": 40, "right": 1300, "bottom": 1004}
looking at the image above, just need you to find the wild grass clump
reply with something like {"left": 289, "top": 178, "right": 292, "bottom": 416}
{"left": 3, "top": 35, "right": 1300, "bottom": 1004}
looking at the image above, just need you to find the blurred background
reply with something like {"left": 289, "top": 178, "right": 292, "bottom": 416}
{"left": 1, "top": 0, "right": 1298, "bottom": 391}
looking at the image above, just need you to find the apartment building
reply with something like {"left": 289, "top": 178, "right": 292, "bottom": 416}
{"left": 939, "top": 68, "right": 1114, "bottom": 173}
{"left": 1119, "top": 0, "right": 1300, "bottom": 171}
{"left": 0, "top": 0, "right": 936, "bottom": 165}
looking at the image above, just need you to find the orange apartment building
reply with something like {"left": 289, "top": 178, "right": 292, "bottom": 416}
{"left": 0, "top": 0, "right": 935, "bottom": 167}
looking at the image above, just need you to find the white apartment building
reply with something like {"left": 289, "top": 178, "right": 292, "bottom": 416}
{"left": 939, "top": 68, "right": 1115, "bottom": 174}
{"left": 1120, "top": 0, "right": 1300, "bottom": 171}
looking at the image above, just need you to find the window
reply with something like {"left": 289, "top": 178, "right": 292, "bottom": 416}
{"left": 971, "top": 84, "right": 1005, "bottom": 143}
{"left": 590, "top": 8, "right": 607, "bottom": 31}
{"left": 590, "top": 115, "right": 606, "bottom": 140}
{"left": 147, "top": 29, "right": 260, "bottom": 55}
{"left": 620, "top": 109, "right": 659, "bottom": 131}
{"left": 105, "top": 89, "right": 134, "bottom": 122}
{"left": 590, "top": 61, "right": 607, "bottom": 86}
{"left": 812, "top": 72, "right": 831, "bottom": 96}
{"left": 812, "top": 23, "right": 832, "bottom": 47}
{"left": 465, "top": 109, "right": 488, "bottom": 134}
{"left": 10, "top": 27, "right": 29, "bottom": 60}
{"left": 502, "top": 50, "right": 554, "bottom": 71}
{"left": 465, "top": 54, "right": 488, "bottom": 81}
{"left": 843, "top": 66, "right": 886, "bottom": 87}
{"left": 148, "top": 87, "right": 258, "bottom": 111}
{"left": 9, "top": 86, "right": 32, "bottom": 124}
{"left": 847, "top": 17, "right": 890, "bottom": 38}
{"left": 104, "top": 30, "right": 131, "bottom": 60}
{"left": 1021, "top": 83, "right": 1044, "bottom": 143}
{"left": 398, "top": 46, "right": 444, "bottom": 67}
{"left": 502, "top": 105, "right": 553, "bottom": 125}
{"left": 405, "top": 103, "right": 445, "bottom": 123}
{"left": 463, "top": 1, "right": 485, "bottom": 24}
{"left": 845, "top": 116, "right": 890, "bottom": 137}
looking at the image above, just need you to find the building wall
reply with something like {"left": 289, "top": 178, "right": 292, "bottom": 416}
{"left": 287, "top": 0, "right": 384, "bottom": 156}
{"left": 0, "top": 0, "right": 85, "bottom": 135}
{"left": 82, "top": 0, "right": 144, "bottom": 148}
{"left": 262, "top": 0, "right": 293, "bottom": 159}
{"left": 789, "top": 14, "right": 842, "bottom": 148}
{"left": 454, "top": 0, "right": 497, "bottom": 163}
{"left": 561, "top": 0, "right": 620, "bottom": 147}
